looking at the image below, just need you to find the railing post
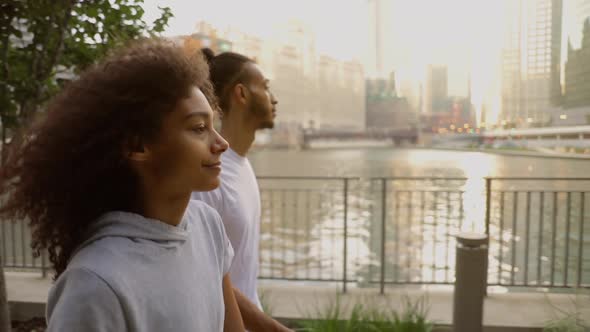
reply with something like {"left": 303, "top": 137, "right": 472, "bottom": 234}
{"left": 485, "top": 178, "right": 491, "bottom": 236}
{"left": 577, "top": 192, "right": 585, "bottom": 288}
{"left": 342, "top": 178, "right": 349, "bottom": 293}
{"left": 380, "top": 178, "right": 387, "bottom": 295}
{"left": 41, "top": 251, "right": 47, "bottom": 278}
{"left": 453, "top": 233, "right": 488, "bottom": 332}
{"left": 484, "top": 178, "right": 491, "bottom": 295}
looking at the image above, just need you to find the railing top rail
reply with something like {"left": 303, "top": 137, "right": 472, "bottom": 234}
{"left": 258, "top": 176, "right": 470, "bottom": 181}
{"left": 258, "top": 176, "right": 590, "bottom": 181}
{"left": 485, "top": 177, "right": 590, "bottom": 181}
{"left": 257, "top": 176, "right": 359, "bottom": 180}
{"left": 369, "top": 177, "right": 468, "bottom": 181}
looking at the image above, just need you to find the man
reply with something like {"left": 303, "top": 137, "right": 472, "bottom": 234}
{"left": 193, "top": 49, "right": 289, "bottom": 332}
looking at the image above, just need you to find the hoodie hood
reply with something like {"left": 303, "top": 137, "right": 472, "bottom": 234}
{"left": 71, "top": 210, "right": 191, "bottom": 260}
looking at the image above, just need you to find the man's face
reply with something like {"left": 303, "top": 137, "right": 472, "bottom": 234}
{"left": 244, "top": 63, "right": 278, "bottom": 129}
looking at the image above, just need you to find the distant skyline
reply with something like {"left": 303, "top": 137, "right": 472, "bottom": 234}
{"left": 143, "top": 0, "right": 367, "bottom": 61}
{"left": 143, "top": 0, "right": 583, "bottom": 125}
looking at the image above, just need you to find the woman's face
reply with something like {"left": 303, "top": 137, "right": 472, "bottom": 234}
{"left": 142, "top": 86, "right": 228, "bottom": 193}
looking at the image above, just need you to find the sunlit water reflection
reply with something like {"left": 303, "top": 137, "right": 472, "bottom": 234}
{"left": 251, "top": 148, "right": 590, "bottom": 288}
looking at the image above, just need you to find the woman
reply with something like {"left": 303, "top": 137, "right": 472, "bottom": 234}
{"left": 0, "top": 39, "right": 245, "bottom": 331}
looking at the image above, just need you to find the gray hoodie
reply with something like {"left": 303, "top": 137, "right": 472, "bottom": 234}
{"left": 46, "top": 200, "right": 234, "bottom": 332}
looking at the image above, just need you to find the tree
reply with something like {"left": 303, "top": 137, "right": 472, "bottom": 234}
{"left": 0, "top": 0, "right": 172, "bottom": 156}
{"left": 0, "top": 0, "right": 172, "bottom": 326}
{"left": 0, "top": 255, "right": 8, "bottom": 332}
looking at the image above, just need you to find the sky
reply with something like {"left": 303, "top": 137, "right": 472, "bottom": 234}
{"left": 142, "top": 0, "right": 368, "bottom": 60}
{"left": 142, "top": 0, "right": 503, "bottom": 68}
{"left": 142, "top": 0, "right": 581, "bottom": 124}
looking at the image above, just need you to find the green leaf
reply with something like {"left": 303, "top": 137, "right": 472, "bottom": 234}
{"left": 1, "top": 0, "right": 174, "bottom": 134}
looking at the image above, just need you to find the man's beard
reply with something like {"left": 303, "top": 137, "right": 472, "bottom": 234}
{"left": 248, "top": 99, "right": 274, "bottom": 129}
{"left": 259, "top": 118, "right": 274, "bottom": 129}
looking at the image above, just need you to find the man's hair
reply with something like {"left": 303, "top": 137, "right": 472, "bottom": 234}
{"left": 0, "top": 38, "right": 216, "bottom": 279}
{"left": 201, "top": 48, "right": 254, "bottom": 113}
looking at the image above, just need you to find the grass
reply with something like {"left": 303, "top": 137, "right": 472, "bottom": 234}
{"left": 543, "top": 288, "right": 590, "bottom": 332}
{"left": 543, "top": 316, "right": 588, "bottom": 332}
{"left": 259, "top": 288, "right": 274, "bottom": 316}
{"left": 295, "top": 294, "right": 433, "bottom": 332}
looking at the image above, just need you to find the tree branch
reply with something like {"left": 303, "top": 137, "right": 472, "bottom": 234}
{"left": 38, "top": 0, "right": 75, "bottom": 81}
{"left": 0, "top": 4, "right": 15, "bottom": 158}
{"left": 22, "top": 0, "right": 75, "bottom": 122}
{"left": 0, "top": 259, "right": 9, "bottom": 332}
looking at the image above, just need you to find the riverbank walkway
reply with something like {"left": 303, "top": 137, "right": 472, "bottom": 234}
{"left": 6, "top": 271, "right": 588, "bottom": 331}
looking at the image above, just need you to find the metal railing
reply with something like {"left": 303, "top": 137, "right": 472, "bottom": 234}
{"left": 486, "top": 177, "right": 590, "bottom": 289}
{"left": 257, "top": 176, "right": 482, "bottom": 292}
{"left": 257, "top": 176, "right": 590, "bottom": 292}
{"left": 2, "top": 176, "right": 589, "bottom": 293}
{"left": 1, "top": 217, "right": 49, "bottom": 277}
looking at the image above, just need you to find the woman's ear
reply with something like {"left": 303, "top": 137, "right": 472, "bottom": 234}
{"left": 124, "top": 136, "right": 151, "bottom": 162}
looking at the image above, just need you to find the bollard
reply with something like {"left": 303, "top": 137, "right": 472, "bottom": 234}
{"left": 453, "top": 233, "right": 488, "bottom": 332}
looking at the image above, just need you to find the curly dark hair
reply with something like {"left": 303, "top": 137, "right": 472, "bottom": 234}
{"left": 0, "top": 38, "right": 217, "bottom": 279}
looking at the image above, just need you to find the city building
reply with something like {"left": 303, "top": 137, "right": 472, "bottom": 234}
{"left": 223, "top": 28, "right": 266, "bottom": 64}
{"left": 184, "top": 20, "right": 366, "bottom": 146}
{"left": 420, "top": 97, "right": 476, "bottom": 134}
{"left": 566, "top": 0, "right": 590, "bottom": 50}
{"left": 318, "top": 57, "right": 365, "bottom": 130}
{"left": 549, "top": 105, "right": 590, "bottom": 126}
{"left": 424, "top": 65, "right": 449, "bottom": 114}
{"left": 182, "top": 21, "right": 366, "bottom": 131}
{"left": 540, "top": 0, "right": 590, "bottom": 126}
{"left": 564, "top": 19, "right": 590, "bottom": 110}
{"left": 366, "top": 74, "right": 416, "bottom": 130}
{"left": 563, "top": 0, "right": 590, "bottom": 114}
{"left": 501, "top": 0, "right": 563, "bottom": 127}
{"left": 182, "top": 22, "right": 232, "bottom": 53}
{"left": 367, "top": 0, "right": 387, "bottom": 77}
{"left": 263, "top": 20, "right": 319, "bottom": 129}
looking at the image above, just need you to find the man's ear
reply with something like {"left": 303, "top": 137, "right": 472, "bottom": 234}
{"left": 124, "top": 136, "right": 151, "bottom": 162}
{"left": 232, "top": 83, "right": 250, "bottom": 106}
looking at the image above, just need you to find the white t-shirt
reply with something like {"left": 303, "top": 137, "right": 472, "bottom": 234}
{"left": 192, "top": 148, "right": 262, "bottom": 308}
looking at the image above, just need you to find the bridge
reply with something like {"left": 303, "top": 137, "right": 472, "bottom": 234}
{"left": 302, "top": 127, "right": 419, "bottom": 147}
{"left": 427, "top": 125, "right": 590, "bottom": 149}
{"left": 300, "top": 125, "right": 590, "bottom": 150}
{"left": 478, "top": 125, "right": 590, "bottom": 151}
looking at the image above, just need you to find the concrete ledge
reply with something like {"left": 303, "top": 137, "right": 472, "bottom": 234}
{"left": 9, "top": 302, "right": 45, "bottom": 322}
{"left": 6, "top": 272, "right": 51, "bottom": 304}
{"left": 6, "top": 272, "right": 587, "bottom": 331}
{"left": 258, "top": 282, "right": 589, "bottom": 330}
{"left": 275, "top": 319, "right": 541, "bottom": 332}
{"left": 6, "top": 271, "right": 50, "bottom": 321}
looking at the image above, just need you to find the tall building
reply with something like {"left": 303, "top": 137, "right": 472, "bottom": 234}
{"left": 189, "top": 22, "right": 232, "bottom": 53}
{"left": 562, "top": 0, "right": 590, "bottom": 123}
{"left": 174, "top": 25, "right": 346, "bottom": 140}
{"left": 318, "top": 58, "right": 365, "bottom": 129}
{"left": 367, "top": 0, "right": 407, "bottom": 79}
{"left": 269, "top": 20, "right": 320, "bottom": 129}
{"left": 224, "top": 29, "right": 266, "bottom": 65}
{"left": 564, "top": 18, "right": 590, "bottom": 109}
{"left": 210, "top": 20, "right": 365, "bottom": 131}
{"left": 567, "top": 0, "right": 590, "bottom": 50}
{"left": 501, "top": 0, "right": 563, "bottom": 127}
{"left": 367, "top": 0, "right": 386, "bottom": 77}
{"left": 424, "top": 65, "right": 448, "bottom": 114}
{"left": 366, "top": 74, "right": 415, "bottom": 130}
{"left": 398, "top": 80, "right": 420, "bottom": 112}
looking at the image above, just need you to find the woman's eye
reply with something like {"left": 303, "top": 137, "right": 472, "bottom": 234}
{"left": 192, "top": 124, "right": 206, "bottom": 133}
